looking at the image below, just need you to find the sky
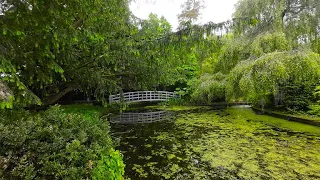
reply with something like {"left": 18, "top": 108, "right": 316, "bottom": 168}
{"left": 130, "top": 0, "right": 239, "bottom": 31}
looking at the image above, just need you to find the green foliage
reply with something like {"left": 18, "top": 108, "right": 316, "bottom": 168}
{"left": 233, "top": 0, "right": 286, "bottom": 34}
{"left": 250, "top": 32, "right": 290, "bottom": 57}
{"left": 177, "top": 0, "right": 204, "bottom": 27}
{"left": 232, "top": 0, "right": 320, "bottom": 57}
{"left": 309, "top": 85, "right": 320, "bottom": 116}
{"left": 214, "top": 0, "right": 320, "bottom": 111}
{"left": 314, "top": 85, "right": 320, "bottom": 100}
{"left": 215, "top": 32, "right": 291, "bottom": 73}
{"left": 0, "top": 1, "right": 188, "bottom": 107}
{"left": 309, "top": 105, "right": 320, "bottom": 116}
{"left": 0, "top": 0, "right": 133, "bottom": 106}
{"left": 190, "top": 73, "right": 227, "bottom": 104}
{"left": 226, "top": 51, "right": 320, "bottom": 107}
{"left": 215, "top": 38, "right": 250, "bottom": 73}
{"left": 233, "top": 0, "right": 320, "bottom": 38}
{"left": 158, "top": 98, "right": 186, "bottom": 106}
{"left": 62, "top": 104, "right": 104, "bottom": 121}
{"left": 92, "top": 150, "right": 125, "bottom": 180}
{"left": 0, "top": 81, "right": 14, "bottom": 109}
{"left": 279, "top": 80, "right": 316, "bottom": 110}
{"left": 0, "top": 106, "right": 124, "bottom": 179}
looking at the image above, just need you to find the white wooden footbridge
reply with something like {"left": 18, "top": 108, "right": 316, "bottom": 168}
{"left": 109, "top": 91, "right": 179, "bottom": 103}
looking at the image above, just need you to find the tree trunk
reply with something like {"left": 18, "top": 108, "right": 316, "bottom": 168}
{"left": 0, "top": 80, "right": 11, "bottom": 101}
{"left": 43, "top": 83, "right": 78, "bottom": 105}
{"left": 275, "top": 0, "right": 286, "bottom": 31}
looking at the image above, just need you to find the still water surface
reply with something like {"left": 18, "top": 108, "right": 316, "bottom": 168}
{"left": 110, "top": 106, "right": 320, "bottom": 180}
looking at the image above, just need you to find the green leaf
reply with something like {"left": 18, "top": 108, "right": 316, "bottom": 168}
{"left": 16, "top": 31, "right": 22, "bottom": 36}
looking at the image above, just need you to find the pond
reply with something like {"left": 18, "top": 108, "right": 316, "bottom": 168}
{"left": 110, "top": 106, "right": 320, "bottom": 180}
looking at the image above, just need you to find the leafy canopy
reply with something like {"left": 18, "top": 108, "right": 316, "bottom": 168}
{"left": 0, "top": 0, "right": 188, "bottom": 107}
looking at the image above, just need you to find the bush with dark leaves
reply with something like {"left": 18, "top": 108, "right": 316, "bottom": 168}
{"left": 0, "top": 105, "right": 124, "bottom": 179}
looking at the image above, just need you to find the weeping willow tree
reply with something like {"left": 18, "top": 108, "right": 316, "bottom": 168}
{"left": 212, "top": 0, "right": 320, "bottom": 110}
{"left": 189, "top": 72, "right": 227, "bottom": 104}
{"left": 214, "top": 32, "right": 291, "bottom": 73}
{"left": 182, "top": 0, "right": 320, "bottom": 109}
{"left": 226, "top": 51, "right": 320, "bottom": 109}
{"left": 232, "top": 0, "right": 320, "bottom": 49}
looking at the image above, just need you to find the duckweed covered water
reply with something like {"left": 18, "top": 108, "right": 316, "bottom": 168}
{"left": 110, "top": 107, "right": 320, "bottom": 180}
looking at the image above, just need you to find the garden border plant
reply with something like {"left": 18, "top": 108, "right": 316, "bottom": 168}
{"left": 0, "top": 105, "right": 124, "bottom": 179}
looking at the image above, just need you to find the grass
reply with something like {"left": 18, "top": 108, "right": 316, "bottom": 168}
{"left": 61, "top": 104, "right": 104, "bottom": 121}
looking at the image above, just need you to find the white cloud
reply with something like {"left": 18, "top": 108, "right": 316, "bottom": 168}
{"left": 130, "top": 0, "right": 239, "bottom": 31}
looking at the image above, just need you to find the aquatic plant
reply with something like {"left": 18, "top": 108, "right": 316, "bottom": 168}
{"left": 111, "top": 107, "right": 320, "bottom": 179}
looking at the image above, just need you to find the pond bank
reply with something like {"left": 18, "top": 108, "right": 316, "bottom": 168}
{"left": 252, "top": 107, "right": 320, "bottom": 127}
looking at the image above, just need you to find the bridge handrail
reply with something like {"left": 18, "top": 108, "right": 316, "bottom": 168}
{"left": 109, "top": 91, "right": 179, "bottom": 103}
{"left": 110, "top": 91, "right": 176, "bottom": 97}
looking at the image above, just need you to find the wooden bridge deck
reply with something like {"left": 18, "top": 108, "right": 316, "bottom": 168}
{"left": 109, "top": 91, "right": 179, "bottom": 103}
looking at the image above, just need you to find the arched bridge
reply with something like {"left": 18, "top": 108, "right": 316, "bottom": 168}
{"left": 109, "top": 91, "right": 179, "bottom": 103}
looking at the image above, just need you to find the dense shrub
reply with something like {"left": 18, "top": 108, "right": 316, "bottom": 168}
{"left": 190, "top": 73, "right": 227, "bottom": 104}
{"left": 0, "top": 106, "right": 124, "bottom": 179}
{"left": 279, "top": 80, "right": 316, "bottom": 110}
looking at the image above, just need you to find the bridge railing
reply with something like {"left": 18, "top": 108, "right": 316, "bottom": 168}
{"left": 110, "top": 111, "right": 171, "bottom": 124}
{"left": 109, "top": 91, "right": 179, "bottom": 103}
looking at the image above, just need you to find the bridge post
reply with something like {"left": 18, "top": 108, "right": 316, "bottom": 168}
{"left": 109, "top": 95, "right": 112, "bottom": 103}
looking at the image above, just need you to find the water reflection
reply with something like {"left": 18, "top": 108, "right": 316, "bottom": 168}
{"left": 110, "top": 111, "right": 171, "bottom": 124}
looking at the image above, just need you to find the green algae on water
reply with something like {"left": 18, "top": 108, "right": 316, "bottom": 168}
{"left": 111, "top": 107, "right": 320, "bottom": 180}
